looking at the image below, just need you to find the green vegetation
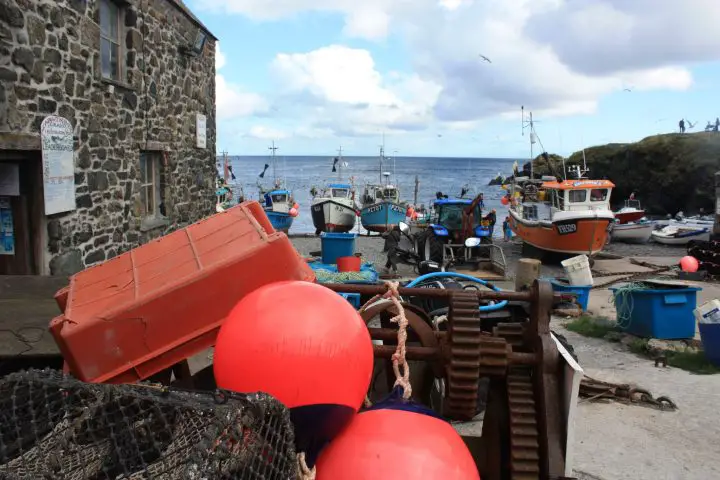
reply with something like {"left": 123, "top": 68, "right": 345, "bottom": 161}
{"left": 565, "top": 315, "right": 720, "bottom": 375}
{"left": 565, "top": 315, "right": 616, "bottom": 338}
{"left": 534, "top": 132, "right": 720, "bottom": 215}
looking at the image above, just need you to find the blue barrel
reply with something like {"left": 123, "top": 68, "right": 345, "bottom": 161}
{"left": 320, "top": 233, "right": 357, "bottom": 264}
{"left": 698, "top": 323, "right": 720, "bottom": 367}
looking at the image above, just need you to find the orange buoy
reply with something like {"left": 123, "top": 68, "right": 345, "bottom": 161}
{"left": 214, "top": 281, "right": 373, "bottom": 466}
{"left": 289, "top": 207, "right": 299, "bottom": 217}
{"left": 316, "top": 408, "right": 480, "bottom": 480}
{"left": 680, "top": 256, "right": 699, "bottom": 272}
{"left": 501, "top": 195, "right": 509, "bottom": 205}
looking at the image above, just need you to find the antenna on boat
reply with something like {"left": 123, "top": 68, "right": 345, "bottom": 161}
{"left": 337, "top": 145, "right": 343, "bottom": 181}
{"left": 521, "top": 106, "right": 535, "bottom": 179}
{"left": 268, "top": 141, "right": 279, "bottom": 186}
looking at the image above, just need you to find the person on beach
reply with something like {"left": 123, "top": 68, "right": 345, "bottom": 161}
{"left": 382, "top": 225, "right": 401, "bottom": 275}
{"left": 484, "top": 209, "right": 497, "bottom": 237}
{"left": 503, "top": 216, "right": 512, "bottom": 241}
{"left": 679, "top": 119, "right": 685, "bottom": 133}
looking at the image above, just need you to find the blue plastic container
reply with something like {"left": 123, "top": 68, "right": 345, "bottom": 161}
{"left": 549, "top": 279, "right": 591, "bottom": 311}
{"left": 320, "top": 232, "right": 357, "bottom": 264}
{"left": 610, "top": 285, "right": 701, "bottom": 339}
{"left": 338, "top": 292, "right": 361, "bottom": 309}
{"left": 698, "top": 323, "right": 720, "bottom": 367}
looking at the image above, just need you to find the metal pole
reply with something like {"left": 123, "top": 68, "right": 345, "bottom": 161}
{"left": 715, "top": 172, "right": 720, "bottom": 239}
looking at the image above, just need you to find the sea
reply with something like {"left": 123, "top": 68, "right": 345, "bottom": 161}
{"left": 220, "top": 155, "right": 519, "bottom": 235}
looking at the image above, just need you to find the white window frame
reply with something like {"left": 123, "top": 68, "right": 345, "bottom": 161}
{"left": 139, "top": 152, "right": 164, "bottom": 219}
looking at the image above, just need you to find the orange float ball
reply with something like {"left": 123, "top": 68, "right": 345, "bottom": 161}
{"left": 316, "top": 409, "right": 480, "bottom": 480}
{"left": 680, "top": 256, "right": 699, "bottom": 273}
{"left": 214, "top": 280, "right": 373, "bottom": 466}
{"left": 501, "top": 195, "right": 509, "bottom": 205}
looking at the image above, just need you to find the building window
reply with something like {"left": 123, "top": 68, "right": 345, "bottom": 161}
{"left": 99, "top": 0, "right": 123, "bottom": 82}
{"left": 139, "top": 152, "right": 166, "bottom": 218}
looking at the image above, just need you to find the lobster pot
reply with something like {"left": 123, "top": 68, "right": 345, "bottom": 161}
{"left": 0, "top": 370, "right": 298, "bottom": 479}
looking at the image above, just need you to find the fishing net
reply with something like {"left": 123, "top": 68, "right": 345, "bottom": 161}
{"left": 0, "top": 369, "right": 298, "bottom": 480}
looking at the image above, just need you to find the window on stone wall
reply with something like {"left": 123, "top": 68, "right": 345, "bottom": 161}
{"left": 99, "top": 0, "right": 124, "bottom": 82}
{"left": 140, "top": 152, "right": 166, "bottom": 218}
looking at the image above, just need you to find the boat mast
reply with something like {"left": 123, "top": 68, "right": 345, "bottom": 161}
{"left": 337, "top": 145, "right": 343, "bottom": 182}
{"left": 521, "top": 106, "right": 534, "bottom": 179}
{"left": 221, "top": 150, "right": 229, "bottom": 184}
{"left": 269, "top": 141, "right": 279, "bottom": 187}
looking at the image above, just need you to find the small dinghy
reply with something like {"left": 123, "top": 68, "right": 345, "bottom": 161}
{"left": 651, "top": 225, "right": 711, "bottom": 245}
{"left": 611, "top": 220, "right": 654, "bottom": 244}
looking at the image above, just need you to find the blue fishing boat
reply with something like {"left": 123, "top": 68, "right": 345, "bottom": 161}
{"left": 258, "top": 141, "right": 298, "bottom": 233}
{"left": 360, "top": 145, "right": 406, "bottom": 233}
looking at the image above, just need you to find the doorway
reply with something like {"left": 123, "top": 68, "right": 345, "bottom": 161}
{"left": 0, "top": 151, "right": 44, "bottom": 275}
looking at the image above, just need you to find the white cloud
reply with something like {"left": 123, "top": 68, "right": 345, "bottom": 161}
{"left": 206, "top": 0, "right": 716, "bottom": 138}
{"left": 216, "top": 75, "right": 268, "bottom": 119}
{"left": 215, "top": 42, "right": 226, "bottom": 70}
{"left": 247, "top": 125, "right": 289, "bottom": 140}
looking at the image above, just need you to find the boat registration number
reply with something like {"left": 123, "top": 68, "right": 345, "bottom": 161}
{"left": 556, "top": 221, "right": 578, "bottom": 235}
{"left": 312, "top": 205, "right": 322, "bottom": 212}
{"left": 366, "top": 204, "right": 405, "bottom": 215}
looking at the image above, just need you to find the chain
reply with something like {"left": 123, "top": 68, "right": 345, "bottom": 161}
{"left": 579, "top": 376, "right": 678, "bottom": 411}
{"left": 590, "top": 259, "right": 673, "bottom": 289}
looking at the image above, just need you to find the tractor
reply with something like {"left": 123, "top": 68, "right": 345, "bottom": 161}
{"left": 413, "top": 193, "right": 505, "bottom": 275}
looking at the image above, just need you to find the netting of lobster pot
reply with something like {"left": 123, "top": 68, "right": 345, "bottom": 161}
{"left": 0, "top": 369, "right": 298, "bottom": 480}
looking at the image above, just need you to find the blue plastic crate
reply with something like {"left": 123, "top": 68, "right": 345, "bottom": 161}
{"left": 320, "top": 232, "right": 357, "bottom": 264}
{"left": 698, "top": 323, "right": 720, "bottom": 367}
{"left": 610, "top": 285, "right": 701, "bottom": 339}
{"left": 338, "top": 292, "right": 361, "bottom": 309}
{"left": 549, "top": 279, "right": 591, "bottom": 311}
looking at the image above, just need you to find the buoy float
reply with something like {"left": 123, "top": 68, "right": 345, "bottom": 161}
{"left": 501, "top": 195, "right": 509, "bottom": 206}
{"left": 316, "top": 408, "right": 480, "bottom": 480}
{"left": 289, "top": 207, "right": 299, "bottom": 217}
{"left": 213, "top": 281, "right": 373, "bottom": 467}
{"left": 680, "top": 255, "right": 699, "bottom": 272}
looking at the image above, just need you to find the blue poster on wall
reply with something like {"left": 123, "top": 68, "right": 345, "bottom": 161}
{"left": 0, "top": 196, "right": 14, "bottom": 255}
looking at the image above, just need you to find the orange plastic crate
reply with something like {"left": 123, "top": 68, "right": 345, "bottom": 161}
{"left": 50, "top": 201, "right": 315, "bottom": 384}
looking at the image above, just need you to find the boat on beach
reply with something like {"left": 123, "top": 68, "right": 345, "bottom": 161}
{"left": 360, "top": 145, "right": 406, "bottom": 233}
{"left": 651, "top": 225, "right": 710, "bottom": 245}
{"left": 258, "top": 141, "right": 298, "bottom": 233}
{"left": 610, "top": 220, "right": 654, "bottom": 244}
{"left": 507, "top": 109, "right": 615, "bottom": 258}
{"left": 310, "top": 147, "right": 359, "bottom": 234}
{"left": 614, "top": 196, "right": 645, "bottom": 224}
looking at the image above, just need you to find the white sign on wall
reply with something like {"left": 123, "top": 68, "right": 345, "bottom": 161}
{"left": 196, "top": 113, "right": 207, "bottom": 149}
{"left": 41, "top": 116, "right": 76, "bottom": 216}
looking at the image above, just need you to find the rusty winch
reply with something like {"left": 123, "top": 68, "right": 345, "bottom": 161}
{"left": 323, "top": 279, "right": 575, "bottom": 480}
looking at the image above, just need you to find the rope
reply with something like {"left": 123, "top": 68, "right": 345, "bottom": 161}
{"left": 432, "top": 315, "right": 447, "bottom": 330}
{"left": 297, "top": 452, "right": 316, "bottom": 480}
{"left": 359, "top": 281, "right": 412, "bottom": 399}
{"left": 610, "top": 282, "right": 650, "bottom": 330}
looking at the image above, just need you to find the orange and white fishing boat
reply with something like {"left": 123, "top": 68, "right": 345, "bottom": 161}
{"left": 505, "top": 109, "right": 615, "bottom": 257}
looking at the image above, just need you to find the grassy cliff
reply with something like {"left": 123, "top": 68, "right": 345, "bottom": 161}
{"left": 536, "top": 132, "right": 720, "bottom": 214}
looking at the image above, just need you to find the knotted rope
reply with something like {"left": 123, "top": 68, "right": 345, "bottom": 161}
{"left": 297, "top": 452, "right": 316, "bottom": 480}
{"left": 359, "top": 281, "right": 412, "bottom": 401}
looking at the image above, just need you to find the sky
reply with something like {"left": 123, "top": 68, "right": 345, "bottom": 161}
{"left": 186, "top": 0, "right": 720, "bottom": 158}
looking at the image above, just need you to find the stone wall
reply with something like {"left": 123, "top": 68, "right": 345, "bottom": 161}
{"left": 0, "top": 0, "right": 217, "bottom": 275}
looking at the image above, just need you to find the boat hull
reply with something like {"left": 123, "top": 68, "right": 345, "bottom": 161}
{"left": 614, "top": 210, "right": 645, "bottom": 224}
{"left": 311, "top": 199, "right": 357, "bottom": 233}
{"left": 361, "top": 201, "right": 406, "bottom": 233}
{"left": 651, "top": 228, "right": 710, "bottom": 245}
{"left": 611, "top": 223, "right": 654, "bottom": 244}
{"left": 509, "top": 212, "right": 612, "bottom": 255}
{"left": 266, "top": 210, "right": 294, "bottom": 233}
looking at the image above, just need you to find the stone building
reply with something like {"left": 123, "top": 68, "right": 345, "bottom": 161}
{"left": 0, "top": 0, "right": 217, "bottom": 276}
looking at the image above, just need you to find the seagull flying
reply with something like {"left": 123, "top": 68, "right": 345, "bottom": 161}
{"left": 478, "top": 54, "right": 491, "bottom": 63}
{"left": 623, "top": 88, "right": 632, "bottom": 92}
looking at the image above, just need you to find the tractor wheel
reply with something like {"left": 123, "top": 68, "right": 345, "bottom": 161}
{"left": 424, "top": 231, "right": 445, "bottom": 264}
{"left": 415, "top": 233, "right": 426, "bottom": 261}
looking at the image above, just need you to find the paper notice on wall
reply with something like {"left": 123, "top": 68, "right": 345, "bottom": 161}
{"left": 0, "top": 196, "right": 14, "bottom": 255}
{"left": 0, "top": 163, "right": 19, "bottom": 196}
{"left": 196, "top": 113, "right": 207, "bottom": 149}
{"left": 41, "top": 115, "right": 76, "bottom": 216}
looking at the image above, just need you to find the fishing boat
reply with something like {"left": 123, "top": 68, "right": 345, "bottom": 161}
{"left": 614, "top": 195, "right": 645, "bottom": 224}
{"left": 215, "top": 151, "right": 244, "bottom": 213}
{"left": 257, "top": 141, "right": 298, "bottom": 233}
{"left": 507, "top": 108, "right": 615, "bottom": 257}
{"left": 610, "top": 220, "right": 654, "bottom": 244}
{"left": 310, "top": 147, "right": 359, "bottom": 234}
{"left": 651, "top": 225, "right": 710, "bottom": 245}
{"left": 654, "top": 212, "right": 714, "bottom": 230}
{"left": 360, "top": 145, "right": 406, "bottom": 233}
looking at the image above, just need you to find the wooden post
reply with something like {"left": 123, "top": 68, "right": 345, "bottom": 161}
{"left": 715, "top": 172, "right": 720, "bottom": 239}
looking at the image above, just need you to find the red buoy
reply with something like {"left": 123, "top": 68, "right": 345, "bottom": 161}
{"left": 316, "top": 409, "right": 480, "bottom": 480}
{"left": 501, "top": 195, "right": 509, "bottom": 206}
{"left": 214, "top": 280, "right": 373, "bottom": 466}
{"left": 680, "top": 256, "right": 699, "bottom": 273}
